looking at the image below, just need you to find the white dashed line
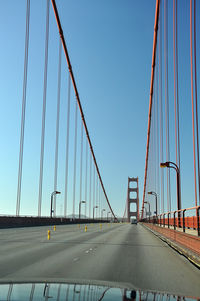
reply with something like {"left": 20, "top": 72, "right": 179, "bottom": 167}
{"left": 73, "top": 257, "right": 79, "bottom": 262}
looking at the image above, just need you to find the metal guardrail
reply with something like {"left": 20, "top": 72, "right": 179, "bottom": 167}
{"left": 141, "top": 206, "right": 200, "bottom": 236}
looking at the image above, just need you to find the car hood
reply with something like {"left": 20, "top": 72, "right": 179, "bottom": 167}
{"left": 0, "top": 280, "right": 198, "bottom": 300}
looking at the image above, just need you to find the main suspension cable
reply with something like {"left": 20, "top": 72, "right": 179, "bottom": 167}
{"left": 50, "top": 0, "right": 117, "bottom": 220}
{"left": 142, "top": 0, "right": 160, "bottom": 218}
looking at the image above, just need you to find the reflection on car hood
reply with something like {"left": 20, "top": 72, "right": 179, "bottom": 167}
{"left": 0, "top": 282, "right": 198, "bottom": 300}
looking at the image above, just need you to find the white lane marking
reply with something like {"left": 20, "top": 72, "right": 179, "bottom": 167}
{"left": 73, "top": 257, "right": 79, "bottom": 262}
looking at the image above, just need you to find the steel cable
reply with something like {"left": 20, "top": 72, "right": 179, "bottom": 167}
{"left": 190, "top": 0, "right": 198, "bottom": 207}
{"left": 73, "top": 103, "right": 78, "bottom": 217}
{"left": 85, "top": 141, "right": 88, "bottom": 217}
{"left": 38, "top": 0, "right": 50, "bottom": 216}
{"left": 50, "top": 0, "right": 117, "bottom": 219}
{"left": 53, "top": 38, "right": 62, "bottom": 216}
{"left": 79, "top": 123, "right": 83, "bottom": 205}
{"left": 64, "top": 74, "right": 71, "bottom": 217}
{"left": 193, "top": 0, "right": 200, "bottom": 204}
{"left": 89, "top": 153, "right": 92, "bottom": 218}
{"left": 142, "top": 0, "right": 160, "bottom": 218}
{"left": 159, "top": 4, "right": 164, "bottom": 213}
{"left": 16, "top": 0, "right": 30, "bottom": 216}
{"left": 164, "top": 0, "right": 171, "bottom": 212}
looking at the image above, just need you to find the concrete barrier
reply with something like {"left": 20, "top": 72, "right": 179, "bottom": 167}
{"left": 0, "top": 216, "right": 108, "bottom": 229}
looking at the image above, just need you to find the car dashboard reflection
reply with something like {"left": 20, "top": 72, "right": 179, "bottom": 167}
{"left": 0, "top": 283, "right": 198, "bottom": 301}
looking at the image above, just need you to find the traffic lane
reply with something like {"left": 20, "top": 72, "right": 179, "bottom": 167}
{"left": 93, "top": 223, "right": 200, "bottom": 297}
{"left": 0, "top": 223, "right": 115, "bottom": 253}
{"left": 1, "top": 223, "right": 200, "bottom": 297}
{"left": 7, "top": 222, "right": 200, "bottom": 297}
{"left": 49, "top": 222, "right": 200, "bottom": 297}
{"left": 0, "top": 223, "right": 108, "bottom": 240}
{"left": 0, "top": 223, "right": 124, "bottom": 278}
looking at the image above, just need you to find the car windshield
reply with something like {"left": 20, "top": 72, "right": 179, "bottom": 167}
{"left": 0, "top": 0, "right": 200, "bottom": 299}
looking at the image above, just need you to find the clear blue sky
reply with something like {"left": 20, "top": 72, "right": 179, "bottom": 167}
{"left": 0, "top": 0, "right": 199, "bottom": 217}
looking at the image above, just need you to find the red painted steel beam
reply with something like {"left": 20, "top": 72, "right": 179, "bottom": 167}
{"left": 50, "top": 0, "right": 117, "bottom": 221}
{"left": 142, "top": 0, "right": 161, "bottom": 218}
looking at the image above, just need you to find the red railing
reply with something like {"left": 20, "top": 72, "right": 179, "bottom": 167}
{"left": 141, "top": 206, "right": 200, "bottom": 236}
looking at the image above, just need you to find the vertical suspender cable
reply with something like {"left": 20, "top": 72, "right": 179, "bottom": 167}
{"left": 38, "top": 0, "right": 50, "bottom": 216}
{"left": 16, "top": 0, "right": 30, "bottom": 216}
{"left": 173, "top": 0, "right": 178, "bottom": 167}
{"left": 73, "top": 103, "right": 78, "bottom": 217}
{"left": 156, "top": 60, "right": 160, "bottom": 214}
{"left": 79, "top": 123, "right": 83, "bottom": 204}
{"left": 173, "top": 0, "right": 181, "bottom": 210}
{"left": 190, "top": 0, "right": 198, "bottom": 207}
{"left": 159, "top": 4, "right": 164, "bottom": 213}
{"left": 85, "top": 141, "right": 88, "bottom": 217}
{"left": 53, "top": 38, "right": 62, "bottom": 216}
{"left": 142, "top": 0, "right": 160, "bottom": 218}
{"left": 193, "top": 0, "right": 200, "bottom": 204}
{"left": 50, "top": 0, "right": 117, "bottom": 220}
{"left": 93, "top": 165, "right": 95, "bottom": 211}
{"left": 99, "top": 180, "right": 101, "bottom": 217}
{"left": 154, "top": 69, "right": 157, "bottom": 204}
{"left": 96, "top": 173, "right": 99, "bottom": 216}
{"left": 64, "top": 74, "right": 71, "bottom": 217}
{"left": 175, "top": 0, "right": 181, "bottom": 172}
{"left": 89, "top": 153, "right": 92, "bottom": 218}
{"left": 164, "top": 0, "right": 171, "bottom": 212}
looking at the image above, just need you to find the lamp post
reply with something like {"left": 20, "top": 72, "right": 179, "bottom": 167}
{"left": 50, "top": 191, "right": 61, "bottom": 218}
{"left": 142, "top": 207, "right": 147, "bottom": 219}
{"left": 101, "top": 209, "right": 106, "bottom": 220}
{"left": 160, "top": 161, "right": 181, "bottom": 226}
{"left": 143, "top": 206, "right": 147, "bottom": 217}
{"left": 79, "top": 200, "right": 86, "bottom": 219}
{"left": 93, "top": 206, "right": 98, "bottom": 220}
{"left": 144, "top": 201, "right": 150, "bottom": 221}
{"left": 148, "top": 191, "right": 158, "bottom": 216}
{"left": 107, "top": 211, "right": 111, "bottom": 222}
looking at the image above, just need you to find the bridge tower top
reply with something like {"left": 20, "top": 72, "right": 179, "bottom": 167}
{"left": 127, "top": 177, "right": 139, "bottom": 222}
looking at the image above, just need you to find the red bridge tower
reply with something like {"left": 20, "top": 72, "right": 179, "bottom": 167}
{"left": 127, "top": 177, "right": 139, "bottom": 222}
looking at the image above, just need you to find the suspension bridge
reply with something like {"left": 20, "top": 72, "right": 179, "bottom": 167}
{"left": 0, "top": 0, "right": 200, "bottom": 298}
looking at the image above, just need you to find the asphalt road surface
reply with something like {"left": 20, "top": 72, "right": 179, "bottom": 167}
{"left": 0, "top": 223, "right": 200, "bottom": 297}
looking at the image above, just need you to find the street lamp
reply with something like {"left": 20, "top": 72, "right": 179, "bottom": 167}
{"left": 160, "top": 161, "right": 181, "bottom": 215}
{"left": 148, "top": 191, "right": 158, "bottom": 216}
{"left": 93, "top": 206, "right": 98, "bottom": 219}
{"left": 50, "top": 191, "right": 61, "bottom": 218}
{"left": 107, "top": 211, "right": 111, "bottom": 221}
{"left": 101, "top": 209, "right": 106, "bottom": 220}
{"left": 141, "top": 207, "right": 147, "bottom": 218}
{"left": 79, "top": 200, "right": 86, "bottom": 219}
{"left": 144, "top": 201, "right": 150, "bottom": 221}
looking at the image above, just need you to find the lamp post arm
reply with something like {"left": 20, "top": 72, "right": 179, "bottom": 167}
{"left": 167, "top": 161, "right": 179, "bottom": 172}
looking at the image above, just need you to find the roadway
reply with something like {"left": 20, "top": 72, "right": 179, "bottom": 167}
{"left": 0, "top": 223, "right": 200, "bottom": 297}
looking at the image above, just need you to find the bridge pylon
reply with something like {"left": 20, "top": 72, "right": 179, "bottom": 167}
{"left": 127, "top": 177, "right": 139, "bottom": 222}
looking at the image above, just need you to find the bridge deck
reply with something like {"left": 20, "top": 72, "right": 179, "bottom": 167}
{"left": 0, "top": 223, "right": 200, "bottom": 297}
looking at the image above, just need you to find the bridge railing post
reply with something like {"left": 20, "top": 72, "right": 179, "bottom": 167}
{"left": 197, "top": 207, "right": 200, "bottom": 237}
{"left": 173, "top": 211, "right": 176, "bottom": 230}
{"left": 163, "top": 214, "right": 165, "bottom": 228}
{"left": 182, "top": 209, "right": 186, "bottom": 233}
{"left": 167, "top": 213, "right": 170, "bottom": 228}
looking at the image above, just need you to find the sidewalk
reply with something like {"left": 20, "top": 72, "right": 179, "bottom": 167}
{"left": 158, "top": 224, "right": 199, "bottom": 237}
